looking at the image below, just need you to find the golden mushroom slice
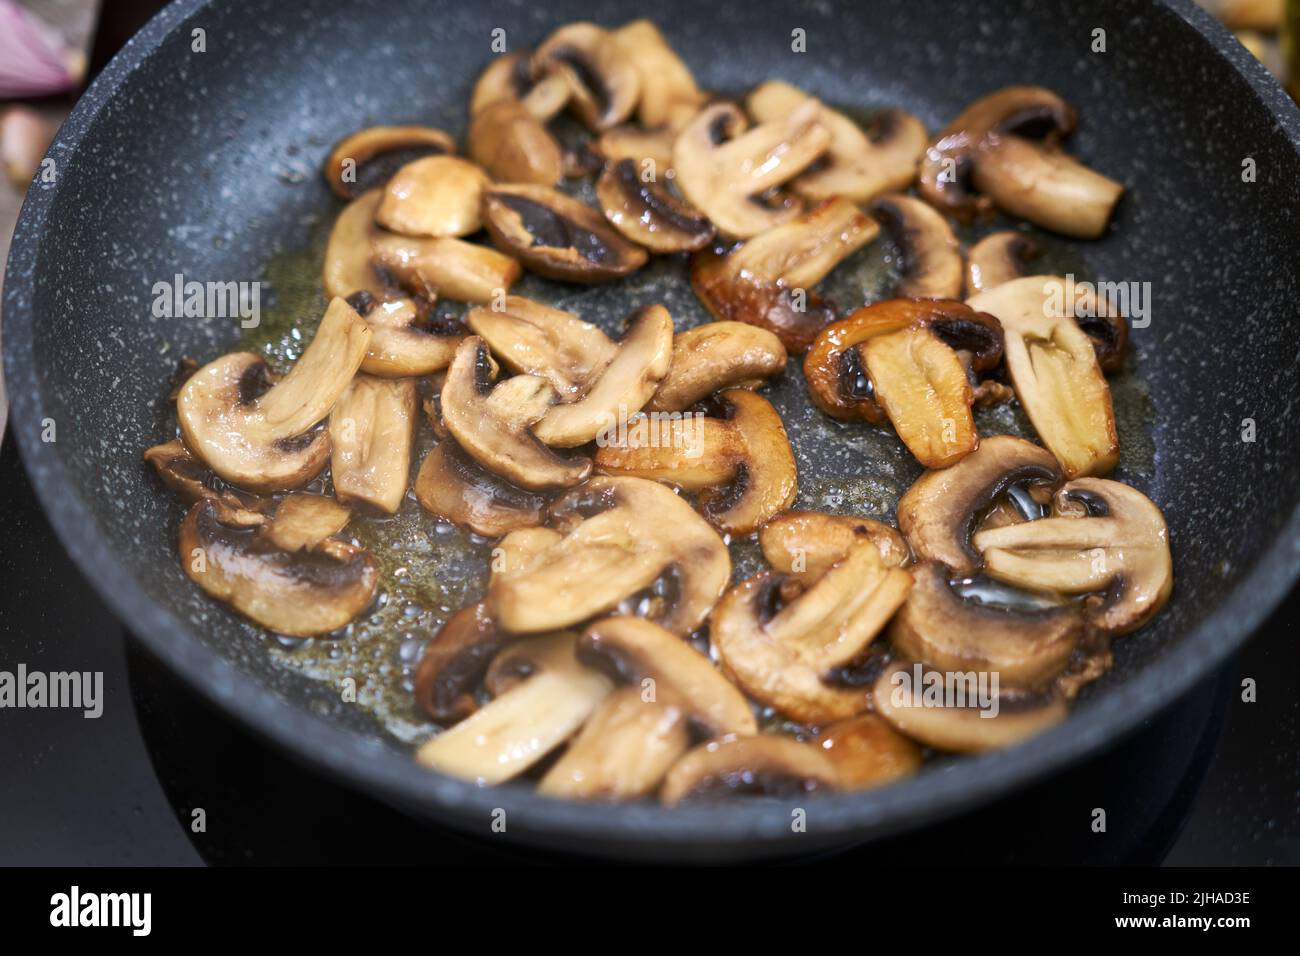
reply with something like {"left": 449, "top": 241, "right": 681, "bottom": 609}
{"left": 328, "top": 375, "right": 417, "bottom": 514}
{"left": 375, "top": 155, "right": 491, "bottom": 238}
{"left": 660, "top": 735, "right": 839, "bottom": 804}
{"left": 873, "top": 660, "right": 1068, "bottom": 753}
{"left": 673, "top": 100, "right": 831, "bottom": 239}
{"left": 260, "top": 493, "right": 352, "bottom": 552}
{"left": 646, "top": 322, "right": 786, "bottom": 414}
{"left": 371, "top": 232, "right": 521, "bottom": 304}
{"left": 746, "top": 80, "right": 926, "bottom": 203}
{"left": 415, "top": 633, "right": 613, "bottom": 785}
{"left": 439, "top": 337, "right": 591, "bottom": 490}
{"left": 481, "top": 183, "right": 648, "bottom": 283}
{"left": 967, "top": 275, "right": 1120, "bottom": 477}
{"left": 468, "top": 96, "right": 566, "bottom": 186}
{"left": 577, "top": 616, "right": 758, "bottom": 736}
{"left": 711, "top": 541, "right": 913, "bottom": 724}
{"left": 470, "top": 50, "right": 571, "bottom": 118}
{"left": 869, "top": 193, "right": 963, "bottom": 299}
{"left": 612, "top": 20, "right": 703, "bottom": 129}
{"left": 414, "top": 440, "right": 549, "bottom": 538}
{"left": 538, "top": 687, "right": 691, "bottom": 800}
{"left": 814, "top": 714, "right": 922, "bottom": 790}
{"left": 488, "top": 476, "right": 731, "bottom": 637}
{"left": 143, "top": 439, "right": 270, "bottom": 518}
{"left": 897, "top": 434, "right": 1062, "bottom": 576}
{"left": 532, "top": 22, "right": 640, "bottom": 131}
{"left": 323, "top": 190, "right": 394, "bottom": 302}
{"left": 596, "top": 158, "right": 714, "bottom": 254}
{"left": 964, "top": 230, "right": 1041, "bottom": 296}
{"left": 179, "top": 497, "right": 379, "bottom": 637}
{"left": 594, "top": 388, "right": 797, "bottom": 535}
{"left": 322, "top": 124, "right": 455, "bottom": 199}
{"left": 759, "top": 510, "right": 911, "bottom": 582}
{"left": 177, "top": 297, "right": 371, "bottom": 492}
{"left": 351, "top": 296, "right": 462, "bottom": 378}
{"left": 973, "top": 477, "right": 1173, "bottom": 635}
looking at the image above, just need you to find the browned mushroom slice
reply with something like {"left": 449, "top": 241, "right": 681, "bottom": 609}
{"left": 645, "top": 321, "right": 787, "bottom": 414}
{"left": 596, "top": 159, "right": 714, "bottom": 253}
{"left": 873, "top": 660, "right": 1067, "bottom": 753}
{"left": 465, "top": 295, "right": 617, "bottom": 397}
{"left": 261, "top": 493, "right": 352, "bottom": 552}
{"left": 538, "top": 687, "right": 691, "bottom": 799}
{"left": 371, "top": 233, "right": 522, "bottom": 304}
{"left": 612, "top": 20, "right": 703, "bottom": 129}
{"left": 328, "top": 375, "right": 416, "bottom": 514}
{"left": 413, "top": 440, "right": 549, "bottom": 537}
{"left": 897, "top": 434, "right": 1062, "bottom": 576}
{"left": 532, "top": 22, "right": 640, "bottom": 131}
{"left": 973, "top": 477, "right": 1173, "bottom": 635}
{"left": 577, "top": 616, "right": 757, "bottom": 736}
{"left": 415, "top": 633, "right": 613, "bottom": 784}
{"left": 660, "top": 735, "right": 839, "bottom": 804}
{"left": 964, "top": 230, "right": 1040, "bottom": 296}
{"left": 470, "top": 50, "right": 571, "bottom": 119}
{"left": 759, "top": 510, "right": 911, "bottom": 582}
{"left": 870, "top": 193, "right": 963, "bottom": 299}
{"left": 595, "top": 388, "right": 797, "bottom": 535}
{"left": 918, "top": 86, "right": 1122, "bottom": 238}
{"left": 691, "top": 197, "right": 878, "bottom": 351}
{"left": 803, "top": 298, "right": 1002, "bottom": 424}
{"left": 439, "top": 337, "right": 590, "bottom": 490}
{"left": 323, "top": 190, "right": 394, "bottom": 302}
{"left": 375, "top": 155, "right": 491, "bottom": 238}
{"left": 968, "top": 276, "right": 1119, "bottom": 477}
{"left": 323, "top": 125, "right": 455, "bottom": 199}
{"left": 488, "top": 476, "right": 731, "bottom": 637}
{"left": 179, "top": 498, "right": 379, "bottom": 637}
{"left": 177, "top": 298, "right": 371, "bottom": 492}
{"left": 890, "top": 561, "right": 1082, "bottom": 690}
{"left": 143, "top": 439, "right": 270, "bottom": 517}
{"left": 746, "top": 81, "right": 927, "bottom": 202}
{"left": 353, "top": 296, "right": 462, "bottom": 377}
{"left": 413, "top": 603, "right": 510, "bottom": 723}
{"left": 814, "top": 714, "right": 922, "bottom": 789}
{"left": 468, "top": 99, "right": 565, "bottom": 186}
{"left": 481, "top": 183, "right": 648, "bottom": 283}
{"left": 711, "top": 541, "right": 912, "bottom": 724}
{"left": 673, "top": 100, "right": 831, "bottom": 239}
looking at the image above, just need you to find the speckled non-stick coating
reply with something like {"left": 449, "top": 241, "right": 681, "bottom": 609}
{"left": 4, "top": 0, "right": 1299, "bottom": 860}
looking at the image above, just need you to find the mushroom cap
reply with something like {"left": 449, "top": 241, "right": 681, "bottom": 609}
{"left": 323, "top": 124, "right": 455, "bottom": 200}
{"left": 328, "top": 374, "right": 417, "bottom": 514}
{"left": 179, "top": 498, "right": 379, "bottom": 637}
{"left": 964, "top": 230, "right": 1041, "bottom": 296}
{"left": 897, "top": 434, "right": 1062, "bottom": 576}
{"left": 487, "top": 476, "right": 731, "bottom": 637}
{"left": 596, "top": 158, "right": 715, "bottom": 254}
{"left": 813, "top": 714, "right": 922, "bottom": 790}
{"left": 577, "top": 616, "right": 758, "bottom": 736}
{"left": 467, "top": 98, "right": 565, "bottom": 186}
{"left": 869, "top": 193, "right": 963, "bottom": 299}
{"left": 660, "top": 735, "right": 839, "bottom": 804}
{"left": 413, "top": 440, "right": 549, "bottom": 538}
{"left": 644, "top": 321, "right": 787, "bottom": 414}
{"left": 376, "top": 155, "right": 490, "bottom": 238}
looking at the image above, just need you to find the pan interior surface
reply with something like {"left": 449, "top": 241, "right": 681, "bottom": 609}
{"left": 4, "top": 0, "right": 1299, "bottom": 858}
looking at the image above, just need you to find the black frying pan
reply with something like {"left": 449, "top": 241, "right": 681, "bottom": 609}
{"left": 4, "top": 0, "right": 1300, "bottom": 862}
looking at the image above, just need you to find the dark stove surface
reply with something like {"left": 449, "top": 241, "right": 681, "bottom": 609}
{"left": 1, "top": 430, "right": 1296, "bottom": 866}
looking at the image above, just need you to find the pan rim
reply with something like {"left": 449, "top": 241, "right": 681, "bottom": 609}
{"left": 4, "top": 0, "right": 1299, "bottom": 858}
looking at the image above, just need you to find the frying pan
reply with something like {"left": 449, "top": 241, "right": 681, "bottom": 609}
{"left": 4, "top": 0, "right": 1300, "bottom": 862}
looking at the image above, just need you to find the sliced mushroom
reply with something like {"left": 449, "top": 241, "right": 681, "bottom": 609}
{"left": 415, "top": 633, "right": 613, "bottom": 785}
{"left": 577, "top": 616, "right": 757, "bottom": 736}
{"left": 351, "top": 295, "right": 463, "bottom": 377}
{"left": 538, "top": 687, "right": 691, "bottom": 799}
{"left": 759, "top": 509, "right": 910, "bottom": 583}
{"left": 532, "top": 22, "right": 640, "bottom": 131}
{"left": 803, "top": 298, "right": 1002, "bottom": 424}
{"left": 612, "top": 20, "right": 703, "bottom": 129}
{"left": 261, "top": 493, "right": 352, "bottom": 552}
{"left": 179, "top": 498, "right": 378, "bottom": 636}
{"left": 964, "top": 230, "right": 1040, "bottom": 296}
{"left": 918, "top": 86, "right": 1122, "bottom": 238}
{"left": 323, "top": 190, "right": 394, "bottom": 302}
{"left": 897, "top": 434, "right": 1062, "bottom": 576}
{"left": 468, "top": 99, "right": 565, "bottom": 186}
{"left": 644, "top": 321, "right": 787, "bottom": 414}
{"left": 873, "top": 660, "right": 1067, "bottom": 753}
{"left": 323, "top": 125, "right": 455, "bottom": 199}
{"left": 371, "top": 233, "right": 522, "bottom": 304}
{"left": 470, "top": 50, "right": 571, "bottom": 119}
{"left": 968, "top": 276, "right": 1119, "bottom": 477}
{"left": 660, "top": 735, "right": 839, "bottom": 804}
{"left": 889, "top": 561, "right": 1083, "bottom": 690}
{"left": 594, "top": 388, "right": 797, "bottom": 535}
{"left": 711, "top": 541, "right": 913, "bottom": 724}
{"left": 465, "top": 295, "right": 617, "bottom": 397}
{"left": 375, "top": 155, "right": 491, "bottom": 238}
{"left": 746, "top": 81, "right": 926, "bottom": 202}
{"left": 328, "top": 375, "right": 417, "bottom": 514}
{"left": 413, "top": 440, "right": 548, "bottom": 537}
{"left": 870, "top": 193, "right": 963, "bottom": 299}
{"left": 481, "top": 183, "right": 648, "bottom": 283}
{"left": 814, "top": 714, "right": 922, "bottom": 789}
{"left": 596, "top": 158, "right": 714, "bottom": 253}
{"left": 143, "top": 439, "right": 270, "bottom": 518}
{"left": 439, "top": 337, "right": 591, "bottom": 489}
{"left": 413, "top": 603, "right": 510, "bottom": 723}
{"left": 691, "top": 197, "right": 878, "bottom": 351}
{"left": 488, "top": 476, "right": 731, "bottom": 637}
{"left": 177, "top": 297, "right": 371, "bottom": 492}
{"left": 673, "top": 100, "right": 831, "bottom": 239}
{"left": 972, "top": 477, "right": 1173, "bottom": 634}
